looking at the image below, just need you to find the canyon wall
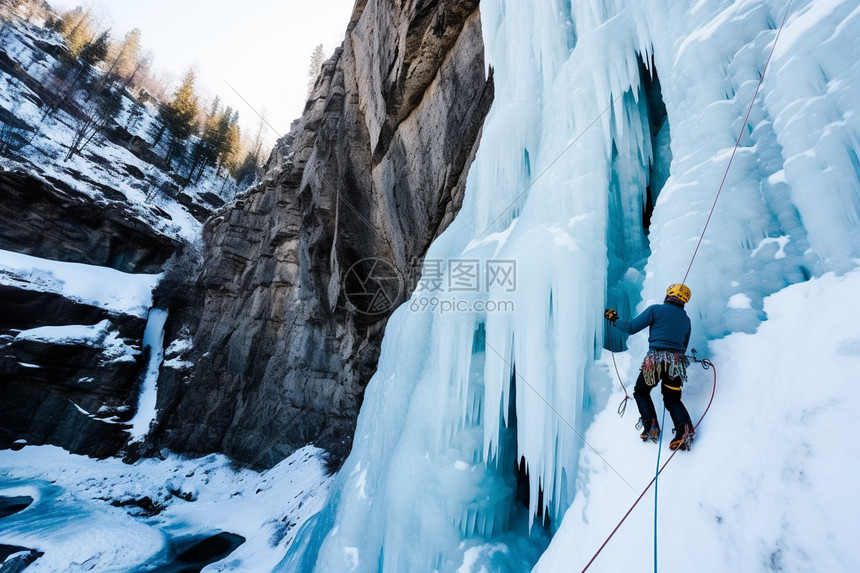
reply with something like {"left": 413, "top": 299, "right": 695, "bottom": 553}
{"left": 149, "top": 0, "right": 493, "bottom": 468}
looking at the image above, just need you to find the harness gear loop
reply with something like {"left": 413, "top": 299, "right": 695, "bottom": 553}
{"left": 640, "top": 349, "right": 689, "bottom": 387}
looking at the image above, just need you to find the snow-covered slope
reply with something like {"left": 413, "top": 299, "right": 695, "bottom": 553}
{"left": 283, "top": 0, "right": 860, "bottom": 571}
{"left": 0, "top": 249, "right": 159, "bottom": 318}
{"left": 0, "top": 16, "right": 235, "bottom": 243}
{"left": 535, "top": 269, "right": 860, "bottom": 572}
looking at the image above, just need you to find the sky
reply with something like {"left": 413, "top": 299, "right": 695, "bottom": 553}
{"left": 48, "top": 0, "right": 356, "bottom": 147}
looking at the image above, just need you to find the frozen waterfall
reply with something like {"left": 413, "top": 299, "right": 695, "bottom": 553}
{"left": 279, "top": 0, "right": 860, "bottom": 571}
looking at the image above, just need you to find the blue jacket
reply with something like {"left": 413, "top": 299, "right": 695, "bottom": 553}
{"left": 614, "top": 301, "right": 691, "bottom": 352}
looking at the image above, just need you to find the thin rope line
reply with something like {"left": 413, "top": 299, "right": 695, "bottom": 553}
{"left": 221, "top": 74, "right": 398, "bottom": 258}
{"left": 475, "top": 92, "right": 624, "bottom": 240}
{"left": 219, "top": 74, "right": 284, "bottom": 138}
{"left": 476, "top": 329, "right": 635, "bottom": 492}
{"left": 209, "top": 79, "right": 400, "bottom": 478}
{"left": 606, "top": 317, "right": 632, "bottom": 415}
{"left": 682, "top": 0, "right": 793, "bottom": 284}
{"left": 653, "top": 405, "right": 667, "bottom": 573}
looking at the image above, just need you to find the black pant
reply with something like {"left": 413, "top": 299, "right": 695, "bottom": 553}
{"left": 633, "top": 369, "right": 691, "bottom": 430}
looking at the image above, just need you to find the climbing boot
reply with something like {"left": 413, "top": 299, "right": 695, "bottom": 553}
{"left": 638, "top": 418, "right": 660, "bottom": 443}
{"left": 669, "top": 423, "right": 695, "bottom": 451}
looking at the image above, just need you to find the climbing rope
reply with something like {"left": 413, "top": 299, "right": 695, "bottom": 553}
{"left": 591, "top": 1, "right": 794, "bottom": 566}
{"left": 653, "top": 405, "right": 668, "bottom": 573}
{"left": 580, "top": 358, "right": 716, "bottom": 572}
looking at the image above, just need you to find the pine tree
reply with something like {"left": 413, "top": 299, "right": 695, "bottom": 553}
{"left": 86, "top": 27, "right": 140, "bottom": 102}
{"left": 78, "top": 29, "right": 110, "bottom": 67}
{"left": 186, "top": 97, "right": 222, "bottom": 183}
{"left": 122, "top": 50, "right": 152, "bottom": 94}
{"left": 112, "top": 28, "right": 142, "bottom": 81}
{"left": 155, "top": 68, "right": 199, "bottom": 165}
{"left": 186, "top": 102, "right": 242, "bottom": 184}
{"left": 232, "top": 115, "right": 266, "bottom": 189}
{"left": 89, "top": 27, "right": 142, "bottom": 100}
{"left": 217, "top": 108, "right": 241, "bottom": 175}
{"left": 58, "top": 7, "right": 94, "bottom": 58}
{"left": 44, "top": 10, "right": 105, "bottom": 118}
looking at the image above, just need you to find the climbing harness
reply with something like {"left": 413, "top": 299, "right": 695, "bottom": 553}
{"left": 641, "top": 350, "right": 689, "bottom": 388}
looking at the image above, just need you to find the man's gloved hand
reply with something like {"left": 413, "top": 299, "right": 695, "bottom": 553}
{"left": 604, "top": 309, "right": 618, "bottom": 323}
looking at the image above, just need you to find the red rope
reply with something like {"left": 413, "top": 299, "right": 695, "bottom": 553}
{"left": 580, "top": 360, "right": 716, "bottom": 572}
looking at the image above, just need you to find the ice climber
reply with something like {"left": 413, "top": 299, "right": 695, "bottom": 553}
{"left": 604, "top": 284, "right": 695, "bottom": 451}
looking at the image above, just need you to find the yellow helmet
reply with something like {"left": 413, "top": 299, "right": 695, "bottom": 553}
{"left": 666, "top": 283, "right": 691, "bottom": 304}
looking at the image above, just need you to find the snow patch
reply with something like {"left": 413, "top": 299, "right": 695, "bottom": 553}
{"left": 727, "top": 293, "right": 752, "bottom": 309}
{"left": 0, "top": 249, "right": 159, "bottom": 318}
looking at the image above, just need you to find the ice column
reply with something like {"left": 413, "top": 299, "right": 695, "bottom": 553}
{"left": 128, "top": 307, "right": 168, "bottom": 442}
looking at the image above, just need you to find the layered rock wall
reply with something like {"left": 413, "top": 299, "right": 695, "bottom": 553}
{"left": 150, "top": 0, "right": 493, "bottom": 468}
{"left": 0, "top": 169, "right": 181, "bottom": 273}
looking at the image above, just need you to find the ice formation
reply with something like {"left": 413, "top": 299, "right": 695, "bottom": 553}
{"left": 280, "top": 0, "right": 860, "bottom": 570}
{"left": 128, "top": 308, "right": 168, "bottom": 442}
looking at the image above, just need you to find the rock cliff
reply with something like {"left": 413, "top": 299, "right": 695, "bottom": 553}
{"left": 149, "top": 0, "right": 493, "bottom": 468}
{"left": 0, "top": 169, "right": 182, "bottom": 274}
{"left": 0, "top": 168, "right": 182, "bottom": 455}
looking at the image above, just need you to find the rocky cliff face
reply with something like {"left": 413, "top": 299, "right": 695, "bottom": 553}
{"left": 0, "top": 169, "right": 182, "bottom": 274}
{"left": 0, "top": 285, "right": 146, "bottom": 455}
{"left": 0, "top": 168, "right": 177, "bottom": 454}
{"left": 150, "top": 0, "right": 493, "bottom": 468}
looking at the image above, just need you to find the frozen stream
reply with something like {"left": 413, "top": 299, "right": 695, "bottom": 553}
{"left": 0, "top": 446, "right": 332, "bottom": 571}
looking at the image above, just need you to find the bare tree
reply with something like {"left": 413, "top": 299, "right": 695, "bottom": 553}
{"left": 306, "top": 43, "right": 325, "bottom": 96}
{"left": 64, "top": 84, "right": 122, "bottom": 160}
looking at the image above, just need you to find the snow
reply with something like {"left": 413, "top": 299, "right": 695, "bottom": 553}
{"left": 0, "top": 445, "right": 333, "bottom": 572}
{"left": 162, "top": 335, "right": 194, "bottom": 370}
{"left": 0, "top": 20, "right": 241, "bottom": 247}
{"left": 0, "top": 14, "right": 336, "bottom": 573}
{"left": 14, "top": 319, "right": 138, "bottom": 363}
{"left": 726, "top": 293, "right": 752, "bottom": 310}
{"left": 0, "top": 248, "right": 159, "bottom": 318}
